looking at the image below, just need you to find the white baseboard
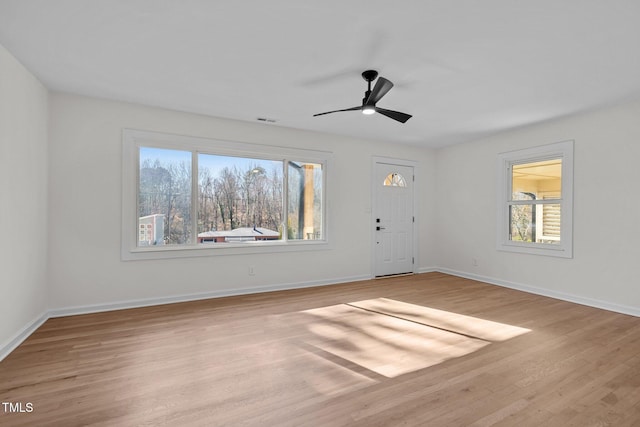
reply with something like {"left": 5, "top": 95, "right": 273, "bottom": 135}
{"left": 0, "top": 312, "right": 49, "bottom": 362}
{"left": 437, "top": 267, "right": 640, "bottom": 318}
{"left": 48, "top": 274, "right": 371, "bottom": 318}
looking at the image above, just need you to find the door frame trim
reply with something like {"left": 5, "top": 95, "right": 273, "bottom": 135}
{"left": 371, "top": 156, "right": 419, "bottom": 278}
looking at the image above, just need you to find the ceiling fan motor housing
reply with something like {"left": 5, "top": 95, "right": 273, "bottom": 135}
{"left": 361, "top": 70, "right": 378, "bottom": 82}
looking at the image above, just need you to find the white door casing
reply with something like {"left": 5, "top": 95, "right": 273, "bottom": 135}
{"left": 373, "top": 161, "right": 415, "bottom": 277}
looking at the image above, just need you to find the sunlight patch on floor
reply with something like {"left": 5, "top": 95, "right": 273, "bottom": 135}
{"left": 351, "top": 298, "right": 530, "bottom": 341}
{"left": 297, "top": 298, "right": 531, "bottom": 378}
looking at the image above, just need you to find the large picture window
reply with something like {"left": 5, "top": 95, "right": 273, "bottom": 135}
{"left": 497, "top": 141, "right": 573, "bottom": 258}
{"left": 123, "top": 130, "right": 329, "bottom": 260}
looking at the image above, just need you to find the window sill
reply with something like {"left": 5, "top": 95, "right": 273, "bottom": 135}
{"left": 498, "top": 241, "right": 572, "bottom": 258}
{"left": 122, "top": 239, "right": 330, "bottom": 261}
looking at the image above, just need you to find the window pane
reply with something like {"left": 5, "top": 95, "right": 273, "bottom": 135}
{"left": 288, "top": 161, "right": 323, "bottom": 240}
{"left": 197, "top": 154, "right": 283, "bottom": 243}
{"left": 540, "top": 203, "right": 561, "bottom": 243}
{"left": 509, "top": 203, "right": 561, "bottom": 245}
{"left": 511, "top": 159, "right": 561, "bottom": 200}
{"left": 383, "top": 173, "right": 407, "bottom": 187}
{"left": 139, "top": 147, "right": 192, "bottom": 246}
{"left": 510, "top": 204, "right": 533, "bottom": 242}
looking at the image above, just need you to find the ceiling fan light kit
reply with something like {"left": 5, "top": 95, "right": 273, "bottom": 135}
{"left": 313, "top": 70, "right": 412, "bottom": 123}
{"left": 362, "top": 105, "right": 376, "bottom": 115}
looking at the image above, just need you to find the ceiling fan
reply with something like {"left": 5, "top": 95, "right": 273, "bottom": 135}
{"left": 313, "top": 70, "right": 412, "bottom": 123}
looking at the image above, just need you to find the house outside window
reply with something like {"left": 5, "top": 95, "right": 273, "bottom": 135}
{"left": 497, "top": 140, "right": 574, "bottom": 258}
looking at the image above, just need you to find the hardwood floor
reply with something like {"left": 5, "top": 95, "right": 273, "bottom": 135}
{"left": 2, "top": 272, "right": 640, "bottom": 426}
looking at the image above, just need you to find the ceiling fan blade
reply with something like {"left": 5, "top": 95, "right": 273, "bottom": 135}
{"left": 366, "top": 77, "right": 393, "bottom": 105}
{"left": 376, "top": 107, "right": 412, "bottom": 123}
{"left": 313, "top": 106, "right": 361, "bottom": 117}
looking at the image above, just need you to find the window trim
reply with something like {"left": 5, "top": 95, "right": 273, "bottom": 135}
{"left": 496, "top": 140, "right": 574, "bottom": 258}
{"left": 122, "top": 129, "right": 332, "bottom": 260}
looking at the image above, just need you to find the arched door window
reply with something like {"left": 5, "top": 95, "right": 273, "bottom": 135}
{"left": 383, "top": 173, "right": 407, "bottom": 187}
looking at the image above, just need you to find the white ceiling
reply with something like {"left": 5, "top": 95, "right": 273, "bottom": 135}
{"left": 2, "top": 0, "right": 640, "bottom": 148}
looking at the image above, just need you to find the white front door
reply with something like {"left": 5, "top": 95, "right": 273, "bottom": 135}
{"left": 374, "top": 162, "right": 414, "bottom": 277}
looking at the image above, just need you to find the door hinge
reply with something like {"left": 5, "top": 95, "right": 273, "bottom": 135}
{"left": 412, "top": 257, "right": 414, "bottom": 264}
{"left": 413, "top": 216, "right": 415, "bottom": 223}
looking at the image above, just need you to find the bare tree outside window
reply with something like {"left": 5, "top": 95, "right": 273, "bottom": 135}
{"left": 139, "top": 148, "right": 191, "bottom": 245}
{"left": 197, "top": 154, "right": 283, "bottom": 237}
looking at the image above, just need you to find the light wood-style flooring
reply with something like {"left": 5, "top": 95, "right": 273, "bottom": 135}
{"left": 2, "top": 272, "right": 640, "bottom": 426}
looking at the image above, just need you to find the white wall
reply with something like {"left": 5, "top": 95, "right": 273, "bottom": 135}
{"left": 47, "top": 93, "right": 437, "bottom": 312}
{"left": 435, "top": 100, "right": 640, "bottom": 314}
{"left": 0, "top": 44, "right": 49, "bottom": 356}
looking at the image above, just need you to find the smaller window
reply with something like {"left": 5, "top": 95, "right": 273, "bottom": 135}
{"left": 509, "top": 159, "right": 561, "bottom": 244}
{"left": 497, "top": 140, "right": 573, "bottom": 258}
{"left": 383, "top": 173, "right": 407, "bottom": 187}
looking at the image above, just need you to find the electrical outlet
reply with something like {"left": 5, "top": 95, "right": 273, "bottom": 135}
{"left": 472, "top": 258, "right": 478, "bottom": 267}
{"left": 248, "top": 266, "right": 255, "bottom": 276}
